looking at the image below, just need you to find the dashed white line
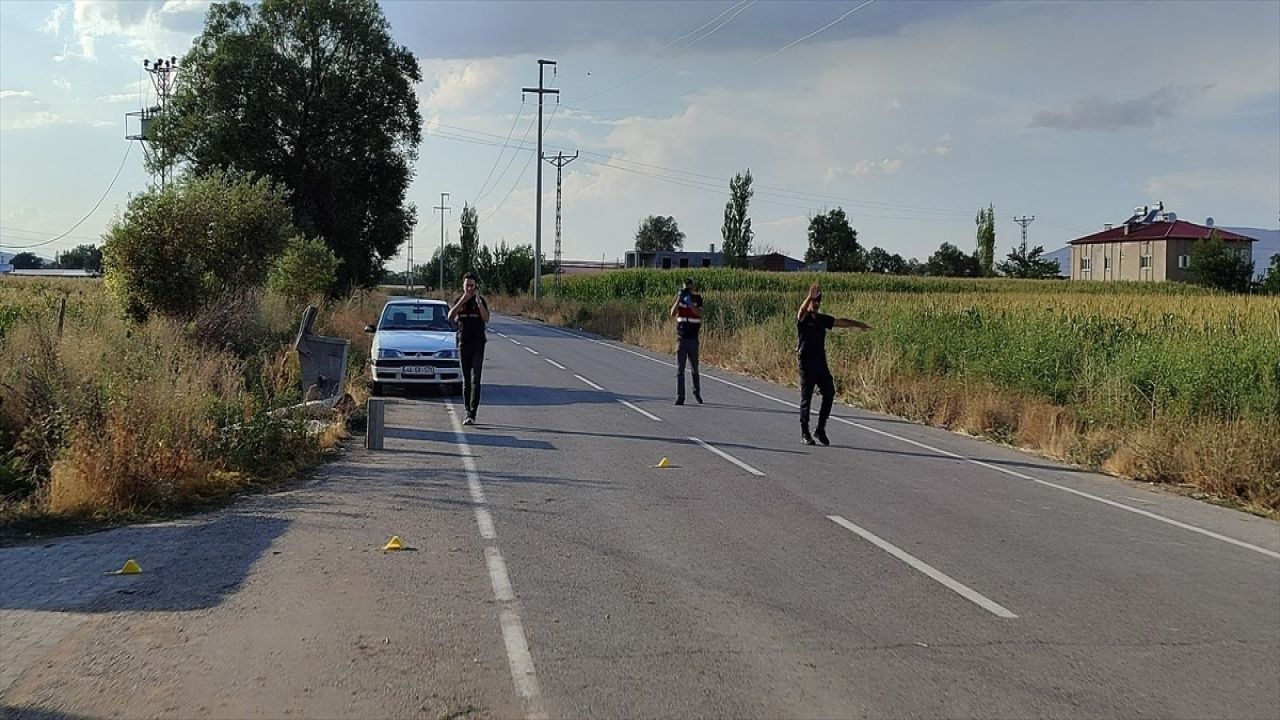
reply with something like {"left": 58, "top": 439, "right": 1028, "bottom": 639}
{"left": 618, "top": 399, "right": 662, "bottom": 422}
{"left": 507, "top": 316, "right": 1279, "bottom": 560}
{"left": 524, "top": 346, "right": 540, "bottom": 355}
{"left": 574, "top": 374, "right": 605, "bottom": 391}
{"left": 828, "top": 515, "right": 1017, "bottom": 619}
{"left": 448, "top": 403, "right": 546, "bottom": 719}
{"left": 689, "top": 436, "right": 765, "bottom": 476}
{"left": 509, "top": 338, "right": 523, "bottom": 345}
{"left": 544, "top": 359, "right": 566, "bottom": 370}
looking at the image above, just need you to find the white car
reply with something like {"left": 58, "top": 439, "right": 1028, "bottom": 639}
{"left": 365, "top": 298, "right": 463, "bottom": 396}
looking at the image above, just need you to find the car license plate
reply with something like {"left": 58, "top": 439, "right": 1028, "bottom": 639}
{"left": 403, "top": 366, "right": 435, "bottom": 377}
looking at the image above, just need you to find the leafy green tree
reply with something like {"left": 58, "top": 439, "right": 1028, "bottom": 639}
{"left": 996, "top": 238, "right": 1060, "bottom": 279}
{"left": 154, "top": 0, "right": 422, "bottom": 291}
{"left": 417, "top": 244, "right": 462, "bottom": 292}
{"left": 473, "top": 241, "right": 535, "bottom": 294}
{"left": 925, "top": 242, "right": 982, "bottom": 277}
{"left": 269, "top": 235, "right": 340, "bottom": 301}
{"left": 103, "top": 170, "right": 295, "bottom": 321}
{"left": 866, "top": 246, "right": 908, "bottom": 274}
{"left": 57, "top": 244, "right": 103, "bottom": 272}
{"left": 459, "top": 203, "right": 479, "bottom": 274}
{"left": 804, "top": 208, "right": 863, "bottom": 272}
{"left": 9, "top": 252, "right": 44, "bottom": 269}
{"left": 975, "top": 204, "right": 996, "bottom": 276}
{"left": 1261, "top": 253, "right": 1280, "bottom": 295}
{"left": 634, "top": 215, "right": 685, "bottom": 252}
{"left": 1188, "top": 230, "right": 1254, "bottom": 293}
{"left": 721, "top": 169, "right": 754, "bottom": 268}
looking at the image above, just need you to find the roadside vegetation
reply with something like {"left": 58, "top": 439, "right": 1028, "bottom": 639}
{"left": 499, "top": 269, "right": 1280, "bottom": 514}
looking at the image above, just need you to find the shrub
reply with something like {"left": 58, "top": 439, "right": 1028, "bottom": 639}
{"left": 269, "top": 235, "right": 341, "bottom": 302}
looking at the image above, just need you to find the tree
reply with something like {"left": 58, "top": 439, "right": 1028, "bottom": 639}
{"left": 10, "top": 252, "right": 44, "bottom": 269}
{"left": 634, "top": 215, "right": 685, "bottom": 252}
{"left": 154, "top": 0, "right": 423, "bottom": 291}
{"left": 925, "top": 242, "right": 982, "bottom": 277}
{"left": 804, "top": 208, "right": 863, "bottom": 272}
{"left": 418, "top": 244, "right": 462, "bottom": 292}
{"left": 1261, "top": 254, "right": 1280, "bottom": 295}
{"left": 865, "top": 246, "right": 908, "bottom": 275}
{"left": 1189, "top": 230, "right": 1254, "bottom": 293}
{"left": 269, "top": 235, "right": 340, "bottom": 301}
{"left": 975, "top": 204, "right": 996, "bottom": 277}
{"left": 102, "top": 170, "right": 296, "bottom": 321}
{"left": 721, "top": 169, "right": 754, "bottom": 267}
{"left": 459, "top": 203, "right": 479, "bottom": 275}
{"left": 57, "top": 244, "right": 103, "bottom": 272}
{"left": 473, "top": 241, "right": 535, "bottom": 295}
{"left": 996, "top": 238, "right": 1060, "bottom": 279}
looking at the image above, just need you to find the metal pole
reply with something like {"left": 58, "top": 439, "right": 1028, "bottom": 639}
{"left": 435, "top": 193, "right": 451, "bottom": 292}
{"left": 523, "top": 60, "right": 558, "bottom": 298}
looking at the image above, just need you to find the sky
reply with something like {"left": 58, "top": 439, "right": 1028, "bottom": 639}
{"left": 2, "top": 0, "right": 1278, "bottom": 269}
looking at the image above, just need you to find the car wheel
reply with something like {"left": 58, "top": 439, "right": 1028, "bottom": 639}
{"left": 371, "top": 382, "right": 385, "bottom": 397}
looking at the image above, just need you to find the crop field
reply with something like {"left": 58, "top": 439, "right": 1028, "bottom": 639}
{"left": 503, "top": 269, "right": 1280, "bottom": 512}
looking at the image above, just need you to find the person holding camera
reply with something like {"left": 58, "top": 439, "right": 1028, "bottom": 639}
{"left": 796, "top": 282, "right": 871, "bottom": 445}
{"left": 670, "top": 277, "right": 704, "bottom": 405}
{"left": 448, "top": 272, "right": 490, "bottom": 425}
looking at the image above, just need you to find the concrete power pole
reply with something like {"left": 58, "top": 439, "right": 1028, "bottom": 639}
{"left": 522, "top": 59, "right": 559, "bottom": 299}
{"left": 435, "top": 193, "right": 451, "bottom": 292}
{"left": 544, "top": 150, "right": 578, "bottom": 294}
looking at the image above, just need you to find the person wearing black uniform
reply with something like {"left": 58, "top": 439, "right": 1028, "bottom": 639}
{"left": 670, "top": 277, "right": 703, "bottom": 405}
{"left": 448, "top": 272, "right": 490, "bottom": 425}
{"left": 796, "top": 282, "right": 870, "bottom": 445}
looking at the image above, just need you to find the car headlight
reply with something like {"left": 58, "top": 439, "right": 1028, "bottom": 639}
{"left": 377, "top": 348, "right": 403, "bottom": 359}
{"left": 436, "top": 349, "right": 457, "bottom": 359}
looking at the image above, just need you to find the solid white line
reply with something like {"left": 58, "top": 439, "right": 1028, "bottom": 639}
{"left": 524, "top": 346, "right": 540, "bottom": 355}
{"left": 828, "top": 515, "right": 1017, "bottom": 618}
{"left": 574, "top": 374, "right": 605, "bottom": 391}
{"left": 690, "top": 436, "right": 765, "bottom": 476}
{"left": 511, "top": 317, "right": 1280, "bottom": 559}
{"left": 544, "top": 358, "right": 566, "bottom": 370}
{"left": 618, "top": 399, "right": 662, "bottom": 422}
{"left": 447, "top": 403, "right": 546, "bottom": 719}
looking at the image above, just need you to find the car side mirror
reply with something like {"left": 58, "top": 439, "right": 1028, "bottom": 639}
{"left": 364, "top": 324, "right": 376, "bottom": 334}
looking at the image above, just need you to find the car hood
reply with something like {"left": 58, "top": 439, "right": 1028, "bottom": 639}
{"left": 373, "top": 330, "right": 456, "bottom": 354}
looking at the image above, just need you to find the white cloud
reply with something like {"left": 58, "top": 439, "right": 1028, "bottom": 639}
{"left": 43, "top": 4, "right": 69, "bottom": 35}
{"left": 884, "top": 96, "right": 901, "bottom": 111}
{"left": 54, "top": 0, "right": 204, "bottom": 63}
{"left": 420, "top": 59, "right": 509, "bottom": 112}
{"left": 96, "top": 79, "right": 151, "bottom": 105}
{"left": 0, "top": 91, "right": 63, "bottom": 130}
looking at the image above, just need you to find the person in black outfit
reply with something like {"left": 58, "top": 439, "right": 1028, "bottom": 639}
{"left": 448, "top": 272, "right": 490, "bottom": 425}
{"left": 669, "top": 277, "right": 703, "bottom": 405}
{"left": 796, "top": 282, "right": 871, "bottom": 445}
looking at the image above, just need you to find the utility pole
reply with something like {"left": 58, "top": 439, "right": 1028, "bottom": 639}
{"left": 435, "top": 193, "right": 451, "bottom": 292}
{"left": 522, "top": 59, "right": 558, "bottom": 299}
{"left": 1013, "top": 215, "right": 1036, "bottom": 250}
{"left": 405, "top": 232, "right": 413, "bottom": 291}
{"left": 543, "top": 150, "right": 578, "bottom": 294}
{"left": 125, "top": 56, "right": 180, "bottom": 187}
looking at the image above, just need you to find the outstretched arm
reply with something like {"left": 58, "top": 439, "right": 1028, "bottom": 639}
{"left": 833, "top": 317, "right": 871, "bottom": 331}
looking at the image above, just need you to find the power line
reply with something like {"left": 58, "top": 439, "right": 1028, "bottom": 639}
{"left": 468, "top": 100, "right": 525, "bottom": 203}
{"left": 570, "top": 0, "right": 757, "bottom": 105}
{"left": 474, "top": 113, "right": 539, "bottom": 205}
{"left": 565, "top": 0, "right": 879, "bottom": 116}
{"left": 482, "top": 101, "right": 560, "bottom": 226}
{"left": 0, "top": 142, "right": 134, "bottom": 251}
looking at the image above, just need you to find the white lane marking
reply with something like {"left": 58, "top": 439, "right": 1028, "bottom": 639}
{"left": 485, "top": 546, "right": 515, "bottom": 602}
{"left": 574, "top": 374, "right": 605, "bottom": 391}
{"left": 519, "top": 316, "right": 1280, "bottom": 561}
{"left": 618, "top": 399, "right": 662, "bottom": 422}
{"left": 447, "top": 403, "right": 546, "bottom": 719}
{"left": 690, "top": 436, "right": 765, "bottom": 476}
{"left": 524, "top": 346, "right": 540, "bottom": 355}
{"left": 544, "top": 358, "right": 566, "bottom": 370}
{"left": 828, "top": 515, "right": 1017, "bottom": 619}
{"left": 510, "top": 338, "right": 523, "bottom": 345}
{"left": 496, "top": 332, "right": 509, "bottom": 338}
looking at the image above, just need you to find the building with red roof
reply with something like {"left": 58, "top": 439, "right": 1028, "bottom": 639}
{"left": 1069, "top": 204, "right": 1255, "bottom": 282}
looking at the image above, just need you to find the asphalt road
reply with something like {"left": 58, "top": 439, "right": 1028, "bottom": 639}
{"left": 2, "top": 314, "right": 1278, "bottom": 720}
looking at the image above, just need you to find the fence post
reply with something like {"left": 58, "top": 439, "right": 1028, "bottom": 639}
{"left": 365, "top": 398, "right": 386, "bottom": 450}
{"left": 56, "top": 296, "right": 66, "bottom": 337}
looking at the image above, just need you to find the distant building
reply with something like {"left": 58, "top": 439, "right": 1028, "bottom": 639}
{"left": 624, "top": 249, "right": 724, "bottom": 270}
{"left": 0, "top": 251, "right": 13, "bottom": 274}
{"left": 1069, "top": 204, "right": 1255, "bottom": 282}
{"left": 8, "top": 268, "right": 100, "bottom": 278}
{"left": 746, "top": 252, "right": 805, "bottom": 272}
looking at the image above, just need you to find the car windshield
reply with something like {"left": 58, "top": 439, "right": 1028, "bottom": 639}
{"left": 379, "top": 304, "right": 454, "bottom": 332}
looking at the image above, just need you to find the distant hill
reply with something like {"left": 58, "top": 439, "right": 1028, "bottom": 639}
{"left": 1043, "top": 227, "right": 1278, "bottom": 281}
